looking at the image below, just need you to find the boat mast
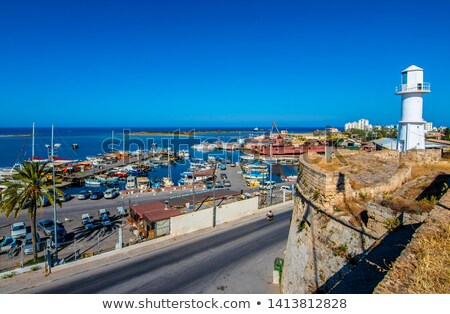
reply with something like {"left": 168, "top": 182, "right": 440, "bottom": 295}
{"left": 168, "top": 146, "right": 171, "bottom": 180}
{"left": 122, "top": 131, "right": 125, "bottom": 165}
{"left": 32, "top": 122, "right": 35, "bottom": 161}
{"left": 111, "top": 130, "right": 114, "bottom": 153}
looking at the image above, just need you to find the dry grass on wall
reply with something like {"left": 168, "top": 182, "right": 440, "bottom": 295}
{"left": 408, "top": 220, "right": 450, "bottom": 293}
{"left": 411, "top": 161, "right": 450, "bottom": 179}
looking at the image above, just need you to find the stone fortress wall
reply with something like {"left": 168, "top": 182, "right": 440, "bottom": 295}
{"left": 281, "top": 149, "right": 443, "bottom": 293}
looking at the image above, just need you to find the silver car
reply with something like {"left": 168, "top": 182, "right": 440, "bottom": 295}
{"left": 24, "top": 232, "right": 41, "bottom": 255}
{"left": 10, "top": 222, "right": 27, "bottom": 239}
{"left": 104, "top": 188, "right": 119, "bottom": 199}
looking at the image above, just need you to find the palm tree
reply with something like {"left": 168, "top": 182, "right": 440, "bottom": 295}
{"left": 0, "top": 161, "right": 63, "bottom": 262}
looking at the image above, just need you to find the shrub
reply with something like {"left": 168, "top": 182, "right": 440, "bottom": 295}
{"left": 384, "top": 217, "right": 401, "bottom": 231}
{"left": 359, "top": 192, "right": 368, "bottom": 201}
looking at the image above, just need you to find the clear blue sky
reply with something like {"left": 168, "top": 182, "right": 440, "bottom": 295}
{"left": 0, "top": 0, "right": 449, "bottom": 128}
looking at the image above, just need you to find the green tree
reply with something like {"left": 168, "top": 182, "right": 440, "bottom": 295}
{"left": 0, "top": 162, "right": 62, "bottom": 262}
{"left": 390, "top": 128, "right": 398, "bottom": 139}
{"left": 444, "top": 127, "right": 450, "bottom": 140}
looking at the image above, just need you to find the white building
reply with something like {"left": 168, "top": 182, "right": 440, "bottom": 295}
{"left": 344, "top": 118, "right": 372, "bottom": 131}
{"left": 424, "top": 121, "right": 433, "bottom": 133}
{"left": 395, "top": 65, "right": 431, "bottom": 151}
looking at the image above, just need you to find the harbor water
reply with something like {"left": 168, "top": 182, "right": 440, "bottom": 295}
{"left": 0, "top": 126, "right": 313, "bottom": 194}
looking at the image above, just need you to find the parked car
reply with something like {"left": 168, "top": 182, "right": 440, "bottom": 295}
{"left": 280, "top": 186, "right": 293, "bottom": 193}
{"left": 218, "top": 164, "right": 226, "bottom": 170}
{"left": 38, "top": 219, "right": 66, "bottom": 239}
{"left": 51, "top": 223, "right": 67, "bottom": 244}
{"left": 23, "top": 232, "right": 41, "bottom": 255}
{"left": 243, "top": 192, "right": 252, "bottom": 199}
{"left": 230, "top": 163, "right": 236, "bottom": 167}
{"left": 260, "top": 181, "right": 276, "bottom": 190}
{"left": 38, "top": 219, "right": 55, "bottom": 236}
{"left": 58, "top": 192, "right": 72, "bottom": 202}
{"left": 10, "top": 222, "right": 27, "bottom": 239}
{"left": 77, "top": 190, "right": 90, "bottom": 200}
{"left": 215, "top": 180, "right": 224, "bottom": 188}
{"left": 81, "top": 214, "right": 94, "bottom": 230}
{"left": 90, "top": 191, "right": 103, "bottom": 200}
{"left": 98, "top": 209, "right": 111, "bottom": 227}
{"left": 0, "top": 237, "right": 17, "bottom": 253}
{"left": 104, "top": 188, "right": 119, "bottom": 199}
{"left": 205, "top": 181, "right": 213, "bottom": 189}
{"left": 117, "top": 206, "right": 127, "bottom": 217}
{"left": 223, "top": 179, "right": 231, "bottom": 187}
{"left": 220, "top": 173, "right": 227, "bottom": 179}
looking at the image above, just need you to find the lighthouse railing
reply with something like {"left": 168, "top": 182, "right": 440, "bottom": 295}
{"left": 395, "top": 82, "right": 430, "bottom": 93}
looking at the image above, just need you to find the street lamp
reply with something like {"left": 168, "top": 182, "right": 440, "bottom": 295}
{"left": 212, "top": 162, "right": 217, "bottom": 227}
{"left": 269, "top": 162, "right": 273, "bottom": 206}
{"left": 192, "top": 165, "right": 197, "bottom": 210}
{"left": 45, "top": 124, "right": 61, "bottom": 261}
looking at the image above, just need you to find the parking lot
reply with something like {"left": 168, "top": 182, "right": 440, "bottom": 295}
{"left": 0, "top": 208, "right": 136, "bottom": 272}
{"left": 0, "top": 162, "right": 295, "bottom": 273}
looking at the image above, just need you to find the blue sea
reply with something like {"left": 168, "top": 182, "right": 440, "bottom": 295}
{"left": 0, "top": 126, "right": 316, "bottom": 193}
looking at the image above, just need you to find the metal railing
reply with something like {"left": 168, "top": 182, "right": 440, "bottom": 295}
{"left": 395, "top": 82, "right": 431, "bottom": 93}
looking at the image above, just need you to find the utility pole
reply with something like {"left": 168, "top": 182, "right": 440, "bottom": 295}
{"left": 212, "top": 162, "right": 217, "bottom": 227}
{"left": 192, "top": 172, "right": 195, "bottom": 210}
{"left": 51, "top": 125, "right": 58, "bottom": 261}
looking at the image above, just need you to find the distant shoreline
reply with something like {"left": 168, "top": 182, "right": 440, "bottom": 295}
{"left": 131, "top": 130, "right": 255, "bottom": 136}
{"left": 0, "top": 134, "right": 31, "bottom": 138}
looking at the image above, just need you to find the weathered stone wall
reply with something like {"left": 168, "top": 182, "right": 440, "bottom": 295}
{"left": 297, "top": 149, "right": 441, "bottom": 202}
{"left": 282, "top": 149, "right": 442, "bottom": 293}
{"left": 373, "top": 149, "right": 442, "bottom": 164}
{"left": 297, "top": 160, "right": 341, "bottom": 198}
{"left": 345, "top": 166, "right": 412, "bottom": 199}
{"left": 281, "top": 191, "right": 378, "bottom": 293}
{"left": 365, "top": 201, "right": 425, "bottom": 234}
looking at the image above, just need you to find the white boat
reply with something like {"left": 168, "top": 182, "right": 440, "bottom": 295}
{"left": 192, "top": 142, "right": 215, "bottom": 152}
{"left": 178, "top": 150, "right": 190, "bottom": 159}
{"left": 262, "top": 157, "right": 277, "bottom": 164}
{"left": 240, "top": 154, "right": 255, "bottom": 162}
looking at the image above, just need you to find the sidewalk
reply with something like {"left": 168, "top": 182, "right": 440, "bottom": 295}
{"left": 0, "top": 200, "right": 294, "bottom": 294}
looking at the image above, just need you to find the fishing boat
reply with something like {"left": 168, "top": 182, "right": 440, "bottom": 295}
{"left": 94, "top": 175, "right": 107, "bottom": 183}
{"left": 243, "top": 171, "right": 268, "bottom": 181}
{"left": 85, "top": 178, "right": 102, "bottom": 186}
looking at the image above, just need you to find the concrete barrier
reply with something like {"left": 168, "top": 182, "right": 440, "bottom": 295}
{"left": 170, "top": 208, "right": 213, "bottom": 237}
{"left": 170, "top": 197, "right": 260, "bottom": 237}
{"left": 216, "top": 197, "right": 259, "bottom": 225}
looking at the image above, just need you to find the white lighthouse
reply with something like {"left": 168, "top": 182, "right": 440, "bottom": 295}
{"left": 395, "top": 65, "right": 431, "bottom": 151}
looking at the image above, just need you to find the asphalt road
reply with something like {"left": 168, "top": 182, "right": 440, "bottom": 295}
{"left": 21, "top": 209, "right": 292, "bottom": 294}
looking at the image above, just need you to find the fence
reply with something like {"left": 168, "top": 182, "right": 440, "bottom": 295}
{"left": 0, "top": 221, "right": 137, "bottom": 274}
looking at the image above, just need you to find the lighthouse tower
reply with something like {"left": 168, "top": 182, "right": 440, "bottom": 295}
{"left": 395, "top": 65, "right": 431, "bottom": 151}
